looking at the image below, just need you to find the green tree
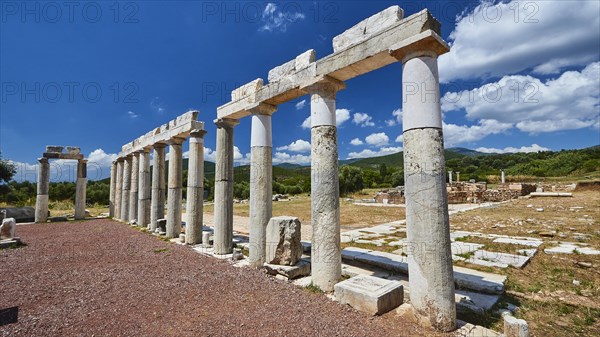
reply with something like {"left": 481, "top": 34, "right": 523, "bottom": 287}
{"left": 0, "top": 152, "right": 16, "bottom": 183}
{"left": 339, "top": 166, "right": 364, "bottom": 196}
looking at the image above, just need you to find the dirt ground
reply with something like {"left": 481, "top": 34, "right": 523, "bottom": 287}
{"left": 1, "top": 219, "right": 431, "bottom": 337}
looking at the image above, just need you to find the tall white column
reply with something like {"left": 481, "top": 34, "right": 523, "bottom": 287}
{"left": 213, "top": 118, "right": 239, "bottom": 254}
{"left": 121, "top": 155, "right": 132, "bottom": 222}
{"left": 186, "top": 130, "right": 207, "bottom": 245}
{"left": 249, "top": 104, "right": 276, "bottom": 267}
{"left": 114, "top": 159, "right": 124, "bottom": 220}
{"left": 166, "top": 137, "right": 184, "bottom": 238}
{"left": 128, "top": 152, "right": 140, "bottom": 223}
{"left": 74, "top": 159, "right": 87, "bottom": 220}
{"left": 302, "top": 76, "right": 345, "bottom": 292}
{"left": 150, "top": 143, "right": 166, "bottom": 231}
{"left": 109, "top": 162, "right": 117, "bottom": 217}
{"left": 35, "top": 157, "right": 50, "bottom": 223}
{"left": 137, "top": 148, "right": 151, "bottom": 228}
{"left": 401, "top": 53, "right": 455, "bottom": 331}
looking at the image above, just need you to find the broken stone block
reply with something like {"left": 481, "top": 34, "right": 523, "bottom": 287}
{"left": 157, "top": 218, "right": 167, "bottom": 232}
{"left": 264, "top": 259, "right": 310, "bottom": 279}
{"left": 294, "top": 49, "right": 316, "bottom": 70}
{"left": 268, "top": 59, "right": 295, "bottom": 83}
{"left": 231, "top": 78, "right": 263, "bottom": 101}
{"left": 334, "top": 275, "right": 404, "bottom": 315}
{"left": 332, "top": 6, "right": 404, "bottom": 52}
{"left": 266, "top": 216, "right": 302, "bottom": 265}
{"left": 45, "top": 145, "right": 64, "bottom": 153}
{"left": 0, "top": 218, "right": 16, "bottom": 240}
{"left": 65, "top": 146, "right": 81, "bottom": 155}
{"left": 503, "top": 314, "right": 529, "bottom": 337}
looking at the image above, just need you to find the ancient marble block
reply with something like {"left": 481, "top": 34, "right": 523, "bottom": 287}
{"left": 266, "top": 216, "right": 302, "bottom": 265}
{"left": 66, "top": 146, "right": 81, "bottom": 155}
{"left": 504, "top": 314, "right": 529, "bottom": 337}
{"left": 294, "top": 49, "right": 316, "bottom": 70}
{"left": 45, "top": 146, "right": 64, "bottom": 153}
{"left": 332, "top": 5, "right": 404, "bottom": 52}
{"left": 264, "top": 260, "right": 310, "bottom": 279}
{"left": 334, "top": 275, "right": 404, "bottom": 315}
{"left": 231, "top": 78, "right": 263, "bottom": 101}
{"left": 0, "top": 218, "right": 16, "bottom": 240}
{"left": 268, "top": 59, "right": 295, "bottom": 83}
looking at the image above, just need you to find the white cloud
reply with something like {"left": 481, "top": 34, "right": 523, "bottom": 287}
{"left": 476, "top": 144, "right": 551, "bottom": 154}
{"left": 439, "top": 0, "right": 600, "bottom": 82}
{"left": 395, "top": 135, "right": 403, "bottom": 143}
{"left": 295, "top": 99, "right": 306, "bottom": 110}
{"left": 127, "top": 111, "right": 139, "bottom": 118}
{"left": 365, "top": 132, "right": 389, "bottom": 147}
{"left": 301, "top": 108, "right": 351, "bottom": 129}
{"left": 348, "top": 147, "right": 402, "bottom": 159}
{"left": 350, "top": 138, "right": 363, "bottom": 146}
{"left": 204, "top": 147, "right": 217, "bottom": 162}
{"left": 276, "top": 139, "right": 311, "bottom": 153}
{"left": 233, "top": 146, "right": 251, "bottom": 165}
{"left": 273, "top": 152, "right": 311, "bottom": 165}
{"left": 150, "top": 97, "right": 166, "bottom": 114}
{"left": 442, "top": 62, "right": 600, "bottom": 134}
{"left": 385, "top": 108, "right": 402, "bottom": 126}
{"left": 352, "top": 112, "right": 375, "bottom": 127}
{"left": 443, "top": 120, "right": 513, "bottom": 148}
{"left": 259, "top": 3, "right": 305, "bottom": 32}
{"left": 88, "top": 149, "right": 117, "bottom": 168}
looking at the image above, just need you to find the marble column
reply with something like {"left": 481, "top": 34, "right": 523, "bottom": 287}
{"left": 128, "top": 152, "right": 140, "bottom": 223}
{"left": 448, "top": 171, "right": 453, "bottom": 184}
{"left": 456, "top": 172, "right": 460, "bottom": 183}
{"left": 303, "top": 76, "right": 345, "bottom": 292}
{"left": 501, "top": 169, "right": 506, "bottom": 184}
{"left": 121, "top": 155, "right": 132, "bottom": 222}
{"left": 35, "top": 157, "right": 50, "bottom": 223}
{"left": 185, "top": 130, "right": 207, "bottom": 245}
{"left": 166, "top": 137, "right": 184, "bottom": 239}
{"left": 137, "top": 148, "right": 151, "bottom": 228}
{"left": 150, "top": 143, "right": 166, "bottom": 232}
{"left": 401, "top": 53, "right": 455, "bottom": 331}
{"left": 114, "top": 159, "right": 124, "bottom": 220}
{"left": 109, "top": 162, "right": 117, "bottom": 217}
{"left": 74, "top": 159, "right": 87, "bottom": 220}
{"left": 248, "top": 104, "right": 276, "bottom": 267}
{"left": 213, "top": 118, "right": 239, "bottom": 254}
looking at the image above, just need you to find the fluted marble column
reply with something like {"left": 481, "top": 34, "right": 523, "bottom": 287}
{"left": 213, "top": 118, "right": 239, "bottom": 254}
{"left": 249, "top": 104, "right": 277, "bottom": 267}
{"left": 121, "top": 155, "right": 132, "bottom": 222}
{"left": 166, "top": 137, "right": 184, "bottom": 239}
{"left": 303, "top": 76, "right": 345, "bottom": 292}
{"left": 114, "top": 159, "right": 124, "bottom": 220}
{"left": 150, "top": 143, "right": 166, "bottom": 231}
{"left": 35, "top": 157, "right": 50, "bottom": 223}
{"left": 109, "top": 162, "right": 117, "bottom": 217}
{"left": 128, "top": 152, "right": 140, "bottom": 223}
{"left": 400, "top": 52, "right": 455, "bottom": 331}
{"left": 186, "top": 130, "right": 207, "bottom": 245}
{"left": 74, "top": 159, "right": 87, "bottom": 220}
{"left": 137, "top": 148, "right": 151, "bottom": 228}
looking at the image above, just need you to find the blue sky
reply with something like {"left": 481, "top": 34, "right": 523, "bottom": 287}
{"left": 1, "top": 0, "right": 599, "bottom": 181}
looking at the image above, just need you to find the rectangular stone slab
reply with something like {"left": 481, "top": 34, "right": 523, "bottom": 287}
{"left": 264, "top": 260, "right": 310, "bottom": 279}
{"left": 334, "top": 275, "right": 403, "bottom": 315}
{"left": 473, "top": 250, "right": 531, "bottom": 268}
{"left": 493, "top": 237, "right": 542, "bottom": 247}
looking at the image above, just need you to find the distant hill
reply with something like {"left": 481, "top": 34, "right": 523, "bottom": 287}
{"left": 447, "top": 147, "right": 490, "bottom": 157}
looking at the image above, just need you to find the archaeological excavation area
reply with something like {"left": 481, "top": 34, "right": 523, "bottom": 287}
{"left": 3, "top": 5, "right": 598, "bottom": 337}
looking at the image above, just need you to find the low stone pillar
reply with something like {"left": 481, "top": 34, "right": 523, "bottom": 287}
{"left": 114, "top": 159, "right": 124, "bottom": 220}
{"left": 302, "top": 76, "right": 346, "bottom": 292}
{"left": 186, "top": 130, "right": 207, "bottom": 245}
{"left": 137, "top": 148, "right": 151, "bottom": 228}
{"left": 501, "top": 169, "right": 506, "bottom": 184}
{"left": 400, "top": 53, "right": 456, "bottom": 330}
{"left": 121, "top": 155, "right": 132, "bottom": 222}
{"left": 248, "top": 104, "right": 277, "bottom": 267}
{"left": 74, "top": 159, "right": 87, "bottom": 220}
{"left": 456, "top": 172, "right": 460, "bottom": 183}
{"left": 109, "top": 162, "right": 117, "bottom": 217}
{"left": 448, "top": 171, "right": 453, "bottom": 184}
{"left": 35, "top": 157, "right": 50, "bottom": 223}
{"left": 150, "top": 143, "right": 166, "bottom": 231}
{"left": 128, "top": 152, "right": 140, "bottom": 223}
{"left": 166, "top": 137, "right": 184, "bottom": 238}
{"left": 213, "top": 118, "right": 239, "bottom": 254}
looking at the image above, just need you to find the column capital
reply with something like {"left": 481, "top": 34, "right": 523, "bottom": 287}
{"left": 247, "top": 102, "right": 277, "bottom": 116}
{"left": 190, "top": 129, "right": 208, "bottom": 139}
{"left": 299, "top": 75, "right": 346, "bottom": 96}
{"left": 38, "top": 157, "right": 49, "bottom": 164}
{"left": 389, "top": 31, "right": 449, "bottom": 64}
{"left": 141, "top": 146, "right": 152, "bottom": 153}
{"left": 78, "top": 159, "right": 88, "bottom": 164}
{"left": 153, "top": 142, "right": 167, "bottom": 149}
{"left": 214, "top": 118, "right": 240, "bottom": 129}
{"left": 168, "top": 137, "right": 186, "bottom": 145}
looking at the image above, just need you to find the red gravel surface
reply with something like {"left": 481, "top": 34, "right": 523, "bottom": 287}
{"left": 0, "top": 219, "right": 433, "bottom": 337}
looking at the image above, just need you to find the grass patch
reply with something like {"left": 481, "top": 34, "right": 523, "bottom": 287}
{"left": 153, "top": 248, "right": 169, "bottom": 253}
{"left": 304, "top": 282, "right": 323, "bottom": 294}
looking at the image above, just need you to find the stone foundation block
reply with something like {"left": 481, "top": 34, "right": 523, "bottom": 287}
{"left": 334, "top": 275, "right": 404, "bottom": 315}
{"left": 264, "top": 260, "right": 310, "bottom": 279}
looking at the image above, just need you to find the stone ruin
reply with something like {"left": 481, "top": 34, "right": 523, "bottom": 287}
{"left": 110, "top": 6, "right": 460, "bottom": 331}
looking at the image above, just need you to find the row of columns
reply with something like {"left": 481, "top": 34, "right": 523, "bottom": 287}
{"left": 109, "top": 132, "right": 207, "bottom": 244}
{"left": 35, "top": 158, "right": 87, "bottom": 223}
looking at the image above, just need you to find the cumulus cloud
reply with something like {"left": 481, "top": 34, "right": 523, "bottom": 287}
{"left": 352, "top": 112, "right": 375, "bottom": 127}
{"left": 295, "top": 99, "right": 306, "bottom": 110}
{"left": 259, "top": 3, "right": 305, "bottom": 32}
{"left": 127, "top": 111, "right": 139, "bottom": 118}
{"left": 442, "top": 62, "right": 600, "bottom": 134}
{"left": 273, "top": 152, "right": 311, "bottom": 165}
{"left": 233, "top": 146, "right": 251, "bottom": 165}
{"left": 365, "top": 132, "right": 389, "bottom": 147}
{"left": 476, "top": 144, "right": 551, "bottom": 154}
{"left": 385, "top": 108, "right": 402, "bottom": 126}
{"left": 439, "top": 0, "right": 600, "bottom": 82}
{"left": 276, "top": 139, "right": 311, "bottom": 153}
{"left": 443, "top": 120, "right": 513, "bottom": 148}
{"left": 301, "top": 108, "right": 351, "bottom": 129}
{"left": 350, "top": 138, "right": 363, "bottom": 146}
{"left": 395, "top": 135, "right": 403, "bottom": 143}
{"left": 348, "top": 147, "right": 402, "bottom": 159}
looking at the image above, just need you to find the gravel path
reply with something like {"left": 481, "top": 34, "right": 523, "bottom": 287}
{"left": 1, "top": 219, "right": 428, "bottom": 337}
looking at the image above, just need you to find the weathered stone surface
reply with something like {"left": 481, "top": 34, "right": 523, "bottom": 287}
{"left": 0, "top": 218, "right": 16, "bottom": 239}
{"left": 295, "top": 49, "right": 316, "bottom": 70}
{"left": 472, "top": 250, "right": 531, "bottom": 268}
{"left": 264, "top": 260, "right": 310, "bottom": 279}
{"left": 334, "top": 275, "right": 404, "bottom": 315}
{"left": 157, "top": 218, "right": 167, "bottom": 232}
{"left": 249, "top": 146, "right": 273, "bottom": 267}
{"left": 493, "top": 238, "right": 542, "bottom": 247}
{"left": 186, "top": 131, "right": 206, "bottom": 245}
{"left": 75, "top": 160, "right": 87, "bottom": 220}
{"left": 66, "top": 146, "right": 81, "bottom": 155}
{"left": 333, "top": 6, "right": 404, "bottom": 52}
{"left": 504, "top": 314, "right": 530, "bottom": 337}
{"left": 268, "top": 50, "right": 316, "bottom": 83}
{"left": 231, "top": 79, "right": 263, "bottom": 102}
{"left": 150, "top": 144, "right": 166, "bottom": 231}
{"left": 45, "top": 145, "right": 64, "bottom": 153}
{"left": 266, "top": 216, "right": 302, "bottom": 265}
{"left": 166, "top": 140, "right": 184, "bottom": 239}
{"left": 544, "top": 243, "right": 600, "bottom": 255}
{"left": 0, "top": 207, "right": 35, "bottom": 223}
{"left": 454, "top": 266, "right": 506, "bottom": 295}
{"left": 35, "top": 158, "right": 50, "bottom": 223}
